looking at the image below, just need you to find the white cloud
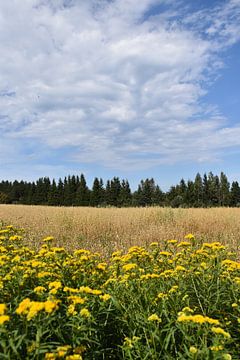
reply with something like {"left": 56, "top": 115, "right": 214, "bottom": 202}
{"left": 1, "top": 0, "right": 240, "bottom": 173}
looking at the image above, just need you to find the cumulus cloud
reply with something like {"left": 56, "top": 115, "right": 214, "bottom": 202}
{"left": 1, "top": 0, "right": 240, "bottom": 173}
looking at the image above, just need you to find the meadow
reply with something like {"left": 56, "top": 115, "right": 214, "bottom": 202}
{"left": 0, "top": 205, "right": 240, "bottom": 256}
{"left": 0, "top": 206, "right": 240, "bottom": 359}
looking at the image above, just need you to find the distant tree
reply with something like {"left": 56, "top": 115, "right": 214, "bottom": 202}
{"left": 185, "top": 180, "right": 195, "bottom": 206}
{"left": 48, "top": 179, "right": 59, "bottom": 206}
{"left": 90, "top": 178, "right": 105, "bottom": 206}
{"left": 152, "top": 185, "right": 165, "bottom": 205}
{"left": 230, "top": 181, "right": 240, "bottom": 206}
{"left": 194, "top": 173, "right": 203, "bottom": 207}
{"left": 76, "top": 174, "right": 90, "bottom": 206}
{"left": 208, "top": 172, "right": 220, "bottom": 206}
{"left": 0, "top": 191, "right": 10, "bottom": 204}
{"left": 219, "top": 172, "right": 230, "bottom": 206}
{"left": 119, "top": 179, "right": 132, "bottom": 206}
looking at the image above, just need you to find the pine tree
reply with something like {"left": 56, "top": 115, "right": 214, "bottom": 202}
{"left": 194, "top": 173, "right": 203, "bottom": 207}
{"left": 48, "top": 179, "right": 59, "bottom": 206}
{"left": 230, "top": 181, "right": 240, "bottom": 206}
{"left": 119, "top": 179, "right": 132, "bottom": 206}
{"left": 76, "top": 174, "right": 90, "bottom": 206}
{"left": 219, "top": 172, "right": 230, "bottom": 206}
{"left": 90, "top": 178, "right": 105, "bottom": 206}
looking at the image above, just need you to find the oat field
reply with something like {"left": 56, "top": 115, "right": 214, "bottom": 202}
{"left": 0, "top": 205, "right": 240, "bottom": 256}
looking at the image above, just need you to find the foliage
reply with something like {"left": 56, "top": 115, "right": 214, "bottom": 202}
{"left": 0, "top": 171, "right": 239, "bottom": 208}
{"left": 0, "top": 225, "right": 239, "bottom": 359}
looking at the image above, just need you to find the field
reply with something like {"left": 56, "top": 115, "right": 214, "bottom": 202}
{"left": 0, "top": 205, "right": 240, "bottom": 256}
{"left": 0, "top": 206, "right": 240, "bottom": 359}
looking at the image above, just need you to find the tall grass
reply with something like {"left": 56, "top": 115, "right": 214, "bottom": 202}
{"left": 0, "top": 205, "right": 240, "bottom": 256}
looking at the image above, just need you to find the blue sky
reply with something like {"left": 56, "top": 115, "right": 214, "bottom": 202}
{"left": 1, "top": 0, "right": 240, "bottom": 191}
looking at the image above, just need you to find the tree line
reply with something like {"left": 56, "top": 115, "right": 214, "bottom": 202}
{"left": 0, "top": 172, "right": 240, "bottom": 207}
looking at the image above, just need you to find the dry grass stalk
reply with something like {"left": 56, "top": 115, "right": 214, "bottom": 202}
{"left": 0, "top": 205, "right": 240, "bottom": 256}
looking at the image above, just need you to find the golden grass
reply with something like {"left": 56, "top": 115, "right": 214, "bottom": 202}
{"left": 0, "top": 205, "right": 240, "bottom": 256}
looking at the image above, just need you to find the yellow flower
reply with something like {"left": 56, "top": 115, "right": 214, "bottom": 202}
{"left": 68, "top": 296, "right": 85, "bottom": 305}
{"left": 159, "top": 251, "right": 172, "bottom": 257}
{"left": 0, "top": 315, "right": 10, "bottom": 325}
{"left": 0, "top": 304, "right": 7, "bottom": 315}
{"left": 177, "top": 241, "right": 191, "bottom": 247}
{"left": 122, "top": 263, "right": 138, "bottom": 272}
{"left": 177, "top": 314, "right": 220, "bottom": 325}
{"left": 174, "top": 265, "right": 186, "bottom": 272}
{"left": 80, "top": 308, "right": 91, "bottom": 318}
{"left": 44, "top": 300, "right": 59, "bottom": 313}
{"left": 189, "top": 346, "right": 198, "bottom": 354}
{"left": 16, "top": 298, "right": 31, "bottom": 315}
{"left": 45, "top": 353, "right": 56, "bottom": 360}
{"left": 167, "top": 239, "right": 178, "bottom": 244}
{"left": 57, "top": 345, "right": 71, "bottom": 357}
{"left": 211, "top": 327, "right": 231, "bottom": 338}
{"left": 232, "top": 303, "right": 238, "bottom": 308}
{"left": 150, "top": 242, "right": 158, "bottom": 246}
{"left": 43, "top": 236, "right": 54, "bottom": 242}
{"left": 34, "top": 286, "right": 46, "bottom": 294}
{"left": 27, "top": 302, "right": 45, "bottom": 320}
{"left": 184, "top": 234, "right": 194, "bottom": 240}
{"left": 148, "top": 314, "right": 161, "bottom": 322}
{"left": 210, "top": 345, "right": 223, "bottom": 351}
{"left": 96, "top": 263, "right": 107, "bottom": 271}
{"left": 99, "top": 294, "right": 111, "bottom": 302}
{"left": 65, "top": 355, "right": 82, "bottom": 360}
{"left": 67, "top": 304, "right": 77, "bottom": 316}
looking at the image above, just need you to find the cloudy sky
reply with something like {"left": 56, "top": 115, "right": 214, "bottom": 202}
{"left": 1, "top": 0, "right": 240, "bottom": 190}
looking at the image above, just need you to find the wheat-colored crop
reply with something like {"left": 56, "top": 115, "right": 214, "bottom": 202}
{"left": 0, "top": 205, "right": 240, "bottom": 255}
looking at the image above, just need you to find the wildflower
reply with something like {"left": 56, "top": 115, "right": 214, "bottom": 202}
{"left": 34, "top": 286, "right": 46, "bottom": 294}
{"left": 0, "top": 315, "right": 10, "bottom": 325}
{"left": 148, "top": 314, "right": 161, "bottom": 322}
{"left": 80, "top": 308, "right": 91, "bottom": 318}
{"left": 99, "top": 294, "right": 111, "bottom": 302}
{"left": 68, "top": 296, "right": 85, "bottom": 305}
{"left": 0, "top": 304, "right": 7, "bottom": 315}
{"left": 177, "top": 314, "right": 220, "bottom": 325}
{"left": 57, "top": 345, "right": 71, "bottom": 357}
{"left": 43, "top": 236, "right": 54, "bottom": 242}
{"left": 159, "top": 251, "right": 172, "bottom": 257}
{"left": 16, "top": 298, "right": 31, "bottom": 315}
{"left": 189, "top": 346, "right": 198, "bottom": 354}
{"left": 169, "top": 285, "right": 178, "bottom": 294}
{"left": 177, "top": 241, "right": 191, "bottom": 247}
{"left": 67, "top": 304, "right": 77, "bottom": 316}
{"left": 210, "top": 345, "right": 223, "bottom": 351}
{"left": 174, "top": 265, "right": 186, "bottom": 272}
{"left": 27, "top": 302, "right": 45, "bottom": 320}
{"left": 211, "top": 327, "right": 231, "bottom": 338}
{"left": 65, "top": 355, "right": 82, "bottom": 360}
{"left": 96, "top": 263, "right": 107, "bottom": 271}
{"left": 150, "top": 242, "right": 158, "bottom": 246}
{"left": 122, "top": 263, "right": 138, "bottom": 272}
{"left": 167, "top": 239, "right": 178, "bottom": 244}
{"left": 232, "top": 303, "right": 238, "bottom": 308}
{"left": 185, "top": 234, "right": 194, "bottom": 240}
{"left": 44, "top": 300, "right": 59, "bottom": 313}
{"left": 9, "top": 235, "right": 22, "bottom": 241}
{"left": 45, "top": 353, "right": 56, "bottom": 360}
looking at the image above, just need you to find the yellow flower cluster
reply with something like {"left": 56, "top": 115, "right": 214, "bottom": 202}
{"left": 0, "top": 224, "right": 239, "bottom": 358}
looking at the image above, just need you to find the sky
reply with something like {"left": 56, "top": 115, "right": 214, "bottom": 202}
{"left": 1, "top": 0, "right": 240, "bottom": 191}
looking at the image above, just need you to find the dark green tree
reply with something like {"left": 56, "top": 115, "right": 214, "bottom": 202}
{"left": 76, "top": 174, "right": 90, "bottom": 206}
